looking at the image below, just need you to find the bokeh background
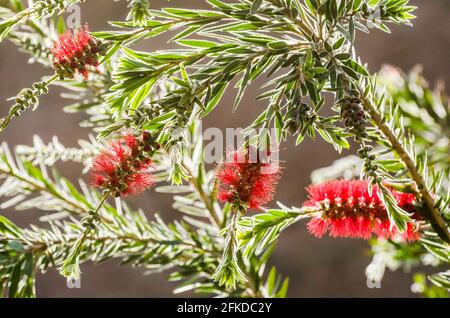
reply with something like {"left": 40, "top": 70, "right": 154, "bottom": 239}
{"left": 1, "top": 0, "right": 449, "bottom": 297}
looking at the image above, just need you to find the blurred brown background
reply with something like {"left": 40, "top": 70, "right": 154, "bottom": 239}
{"left": 1, "top": 0, "right": 449, "bottom": 297}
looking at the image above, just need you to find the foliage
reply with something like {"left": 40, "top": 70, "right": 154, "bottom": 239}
{"left": 0, "top": 0, "right": 448, "bottom": 298}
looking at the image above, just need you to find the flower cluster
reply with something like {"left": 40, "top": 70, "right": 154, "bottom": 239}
{"left": 90, "top": 132, "right": 159, "bottom": 197}
{"left": 215, "top": 147, "right": 281, "bottom": 211}
{"left": 52, "top": 26, "right": 103, "bottom": 79}
{"left": 304, "top": 179, "right": 420, "bottom": 241}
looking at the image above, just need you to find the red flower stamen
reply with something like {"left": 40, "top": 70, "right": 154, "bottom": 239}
{"left": 90, "top": 132, "right": 157, "bottom": 197}
{"left": 304, "top": 179, "right": 420, "bottom": 241}
{"left": 52, "top": 26, "right": 102, "bottom": 79}
{"left": 215, "top": 147, "right": 281, "bottom": 210}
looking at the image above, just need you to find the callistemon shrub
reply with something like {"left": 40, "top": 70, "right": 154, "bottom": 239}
{"left": 0, "top": 0, "right": 449, "bottom": 299}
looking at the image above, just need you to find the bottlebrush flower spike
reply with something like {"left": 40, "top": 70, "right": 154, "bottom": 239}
{"left": 52, "top": 26, "right": 103, "bottom": 79}
{"left": 304, "top": 179, "right": 420, "bottom": 241}
{"left": 215, "top": 147, "right": 281, "bottom": 211}
{"left": 90, "top": 132, "right": 159, "bottom": 197}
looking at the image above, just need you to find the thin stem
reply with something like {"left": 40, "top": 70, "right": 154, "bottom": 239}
{"left": 189, "top": 174, "right": 222, "bottom": 228}
{"left": 92, "top": 191, "right": 110, "bottom": 215}
{"left": 1, "top": 234, "right": 217, "bottom": 255}
{"left": 177, "top": 160, "right": 263, "bottom": 295}
{"left": 123, "top": 15, "right": 227, "bottom": 42}
{"left": 76, "top": 191, "right": 111, "bottom": 250}
{"left": 5, "top": 7, "right": 46, "bottom": 38}
{"left": 0, "top": 165, "right": 112, "bottom": 224}
{"left": 230, "top": 206, "right": 261, "bottom": 297}
{"left": 182, "top": 160, "right": 272, "bottom": 296}
{"left": 162, "top": 152, "right": 222, "bottom": 228}
{"left": 265, "top": 0, "right": 315, "bottom": 38}
{"left": 0, "top": 166, "right": 87, "bottom": 215}
{"left": 0, "top": 0, "right": 79, "bottom": 40}
{"left": 58, "top": 191, "right": 111, "bottom": 277}
{"left": 0, "top": 73, "right": 58, "bottom": 133}
{"left": 361, "top": 96, "right": 450, "bottom": 243}
{"left": 45, "top": 73, "right": 59, "bottom": 85}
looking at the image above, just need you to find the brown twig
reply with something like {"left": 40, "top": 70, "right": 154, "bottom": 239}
{"left": 361, "top": 96, "right": 450, "bottom": 244}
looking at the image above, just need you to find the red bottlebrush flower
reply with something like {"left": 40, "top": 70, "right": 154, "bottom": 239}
{"left": 52, "top": 26, "right": 102, "bottom": 79}
{"left": 304, "top": 179, "right": 420, "bottom": 241}
{"left": 215, "top": 148, "right": 281, "bottom": 210}
{"left": 90, "top": 133, "right": 157, "bottom": 197}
